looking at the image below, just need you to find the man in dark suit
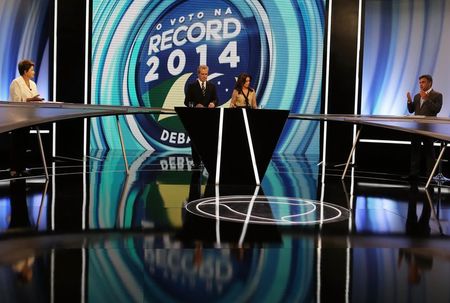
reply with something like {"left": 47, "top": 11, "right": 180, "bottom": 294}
{"left": 184, "top": 65, "right": 219, "bottom": 167}
{"left": 406, "top": 74, "right": 443, "bottom": 179}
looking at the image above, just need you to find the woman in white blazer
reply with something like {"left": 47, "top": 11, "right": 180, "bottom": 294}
{"left": 9, "top": 60, "right": 43, "bottom": 102}
{"left": 8, "top": 60, "right": 44, "bottom": 177}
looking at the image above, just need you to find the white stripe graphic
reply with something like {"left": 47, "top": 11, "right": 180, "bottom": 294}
{"left": 242, "top": 109, "right": 260, "bottom": 185}
{"left": 215, "top": 108, "right": 225, "bottom": 184}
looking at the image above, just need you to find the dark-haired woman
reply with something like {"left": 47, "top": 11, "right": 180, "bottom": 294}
{"left": 8, "top": 60, "right": 43, "bottom": 177}
{"left": 230, "top": 73, "right": 257, "bottom": 109}
{"left": 9, "top": 59, "right": 43, "bottom": 102}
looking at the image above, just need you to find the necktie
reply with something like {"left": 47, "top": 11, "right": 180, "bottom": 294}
{"left": 201, "top": 82, "right": 206, "bottom": 96}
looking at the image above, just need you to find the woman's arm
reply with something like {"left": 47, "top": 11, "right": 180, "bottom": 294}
{"left": 251, "top": 91, "right": 257, "bottom": 109}
{"left": 27, "top": 82, "right": 43, "bottom": 101}
{"left": 230, "top": 89, "right": 238, "bottom": 108}
{"left": 9, "top": 80, "right": 22, "bottom": 102}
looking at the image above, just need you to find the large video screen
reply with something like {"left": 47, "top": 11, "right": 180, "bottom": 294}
{"left": 362, "top": 0, "right": 450, "bottom": 117}
{"left": 90, "top": 0, "right": 325, "bottom": 154}
{"left": 0, "top": 0, "right": 51, "bottom": 101}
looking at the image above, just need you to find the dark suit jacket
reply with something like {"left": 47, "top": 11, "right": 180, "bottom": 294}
{"left": 407, "top": 89, "right": 443, "bottom": 116}
{"left": 184, "top": 80, "right": 218, "bottom": 107}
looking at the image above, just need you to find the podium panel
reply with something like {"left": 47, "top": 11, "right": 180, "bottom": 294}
{"left": 176, "top": 107, "right": 289, "bottom": 185}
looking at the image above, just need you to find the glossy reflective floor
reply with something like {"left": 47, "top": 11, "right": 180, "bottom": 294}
{"left": 1, "top": 150, "right": 450, "bottom": 302}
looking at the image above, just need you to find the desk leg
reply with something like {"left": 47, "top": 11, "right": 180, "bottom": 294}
{"left": 36, "top": 126, "right": 49, "bottom": 180}
{"left": 424, "top": 188, "right": 444, "bottom": 235}
{"left": 425, "top": 145, "right": 446, "bottom": 189}
{"left": 116, "top": 115, "right": 129, "bottom": 175}
{"left": 342, "top": 127, "right": 362, "bottom": 180}
{"left": 36, "top": 180, "right": 49, "bottom": 228}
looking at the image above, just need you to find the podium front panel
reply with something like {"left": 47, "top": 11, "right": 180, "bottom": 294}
{"left": 176, "top": 107, "right": 289, "bottom": 185}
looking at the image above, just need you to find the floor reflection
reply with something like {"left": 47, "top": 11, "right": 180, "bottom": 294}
{"left": 90, "top": 235, "right": 316, "bottom": 302}
{"left": 0, "top": 150, "right": 450, "bottom": 302}
{"left": 86, "top": 151, "right": 324, "bottom": 232}
{"left": 8, "top": 179, "right": 31, "bottom": 230}
{"left": 0, "top": 233, "right": 449, "bottom": 302}
{"left": 0, "top": 178, "right": 48, "bottom": 233}
{"left": 0, "top": 150, "right": 449, "bottom": 236}
{"left": 353, "top": 178, "right": 448, "bottom": 236}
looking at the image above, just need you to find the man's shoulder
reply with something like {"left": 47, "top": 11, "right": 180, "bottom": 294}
{"left": 431, "top": 89, "right": 443, "bottom": 96}
{"left": 187, "top": 81, "right": 199, "bottom": 88}
{"left": 186, "top": 81, "right": 197, "bottom": 92}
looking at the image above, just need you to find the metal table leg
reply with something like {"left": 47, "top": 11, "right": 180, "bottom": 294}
{"left": 342, "top": 126, "right": 362, "bottom": 179}
{"left": 425, "top": 144, "right": 446, "bottom": 189}
{"left": 432, "top": 142, "right": 450, "bottom": 184}
{"left": 424, "top": 187, "right": 444, "bottom": 235}
{"left": 36, "top": 126, "right": 49, "bottom": 180}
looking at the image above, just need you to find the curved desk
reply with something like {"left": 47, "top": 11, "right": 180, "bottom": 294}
{"left": 2, "top": 102, "right": 448, "bottom": 187}
{"left": 288, "top": 114, "right": 450, "bottom": 141}
{"left": 289, "top": 114, "right": 450, "bottom": 188}
{"left": 0, "top": 101, "right": 175, "bottom": 178}
{"left": 0, "top": 101, "right": 175, "bottom": 133}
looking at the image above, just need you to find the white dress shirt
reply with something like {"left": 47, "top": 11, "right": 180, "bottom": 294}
{"left": 9, "top": 76, "right": 39, "bottom": 102}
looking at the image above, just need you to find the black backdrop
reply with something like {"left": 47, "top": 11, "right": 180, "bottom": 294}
{"left": 54, "top": 0, "right": 87, "bottom": 158}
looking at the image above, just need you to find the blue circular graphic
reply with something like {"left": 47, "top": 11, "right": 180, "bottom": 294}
{"left": 91, "top": 0, "right": 325, "bottom": 154}
{"left": 133, "top": 0, "right": 268, "bottom": 149}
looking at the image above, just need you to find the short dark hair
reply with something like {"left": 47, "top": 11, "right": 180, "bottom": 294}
{"left": 18, "top": 60, "right": 34, "bottom": 76}
{"left": 419, "top": 74, "right": 433, "bottom": 84}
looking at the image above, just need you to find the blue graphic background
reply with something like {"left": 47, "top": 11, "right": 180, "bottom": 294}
{"left": 0, "top": 0, "right": 50, "bottom": 102}
{"left": 362, "top": 0, "right": 450, "bottom": 116}
{"left": 91, "top": 0, "right": 325, "bottom": 154}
